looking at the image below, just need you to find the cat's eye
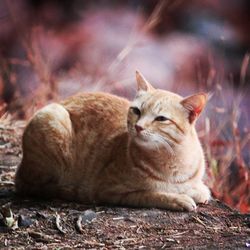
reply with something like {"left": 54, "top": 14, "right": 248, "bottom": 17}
{"left": 131, "top": 107, "right": 141, "bottom": 116}
{"left": 155, "top": 116, "right": 169, "bottom": 122}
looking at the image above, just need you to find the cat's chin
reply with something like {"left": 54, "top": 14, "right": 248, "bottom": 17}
{"left": 133, "top": 136, "right": 156, "bottom": 149}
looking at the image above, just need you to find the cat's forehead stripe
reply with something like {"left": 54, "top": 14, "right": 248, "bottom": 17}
{"left": 140, "top": 96, "right": 171, "bottom": 113}
{"left": 140, "top": 94, "right": 162, "bottom": 111}
{"left": 152, "top": 100, "right": 166, "bottom": 114}
{"left": 153, "top": 102, "right": 162, "bottom": 113}
{"left": 141, "top": 95, "right": 152, "bottom": 109}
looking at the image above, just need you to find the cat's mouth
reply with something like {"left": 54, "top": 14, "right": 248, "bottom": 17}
{"left": 134, "top": 134, "right": 148, "bottom": 143}
{"left": 133, "top": 131, "right": 158, "bottom": 148}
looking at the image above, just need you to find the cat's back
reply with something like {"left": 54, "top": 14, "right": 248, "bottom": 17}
{"left": 61, "top": 92, "right": 130, "bottom": 135}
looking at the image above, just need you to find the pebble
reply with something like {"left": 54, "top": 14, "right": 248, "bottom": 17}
{"left": 81, "top": 209, "right": 97, "bottom": 223}
{"left": 18, "top": 215, "right": 34, "bottom": 227}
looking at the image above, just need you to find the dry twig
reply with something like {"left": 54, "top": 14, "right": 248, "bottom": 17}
{"left": 76, "top": 215, "right": 83, "bottom": 233}
{"left": 55, "top": 213, "right": 66, "bottom": 234}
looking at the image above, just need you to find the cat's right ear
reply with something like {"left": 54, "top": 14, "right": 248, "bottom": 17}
{"left": 136, "top": 71, "right": 154, "bottom": 92}
{"left": 181, "top": 93, "right": 207, "bottom": 123}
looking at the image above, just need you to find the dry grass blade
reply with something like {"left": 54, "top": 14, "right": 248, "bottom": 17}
{"left": 112, "top": 216, "right": 125, "bottom": 221}
{"left": 142, "top": 0, "right": 167, "bottom": 33}
{"left": 191, "top": 216, "right": 208, "bottom": 228}
{"left": 83, "top": 240, "right": 105, "bottom": 247}
{"left": 240, "top": 52, "right": 250, "bottom": 85}
{"left": 28, "top": 230, "right": 54, "bottom": 243}
{"left": 95, "top": 0, "right": 168, "bottom": 90}
{"left": 5, "top": 0, "right": 58, "bottom": 107}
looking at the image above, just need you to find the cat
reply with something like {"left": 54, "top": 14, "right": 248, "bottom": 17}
{"left": 15, "top": 71, "right": 210, "bottom": 211}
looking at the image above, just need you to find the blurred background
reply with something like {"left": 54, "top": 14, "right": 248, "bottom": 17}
{"left": 0, "top": 0, "right": 249, "bottom": 212}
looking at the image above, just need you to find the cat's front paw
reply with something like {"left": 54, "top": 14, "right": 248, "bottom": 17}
{"left": 173, "top": 194, "right": 197, "bottom": 212}
{"left": 188, "top": 184, "right": 211, "bottom": 204}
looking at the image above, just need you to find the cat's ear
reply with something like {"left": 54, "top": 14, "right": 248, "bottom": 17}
{"left": 136, "top": 71, "right": 154, "bottom": 92}
{"left": 181, "top": 93, "right": 207, "bottom": 123}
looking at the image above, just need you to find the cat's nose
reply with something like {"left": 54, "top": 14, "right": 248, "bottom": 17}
{"left": 135, "top": 124, "right": 144, "bottom": 133}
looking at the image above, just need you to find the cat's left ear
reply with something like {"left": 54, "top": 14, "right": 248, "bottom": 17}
{"left": 136, "top": 71, "right": 154, "bottom": 92}
{"left": 181, "top": 93, "right": 207, "bottom": 123}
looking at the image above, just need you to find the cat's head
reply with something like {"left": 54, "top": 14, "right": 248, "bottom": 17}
{"left": 127, "top": 71, "right": 207, "bottom": 153}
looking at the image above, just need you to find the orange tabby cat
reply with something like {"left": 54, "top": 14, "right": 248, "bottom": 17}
{"left": 15, "top": 71, "right": 210, "bottom": 211}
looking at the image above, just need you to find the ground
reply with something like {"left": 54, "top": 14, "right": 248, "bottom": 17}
{"left": 0, "top": 121, "right": 249, "bottom": 249}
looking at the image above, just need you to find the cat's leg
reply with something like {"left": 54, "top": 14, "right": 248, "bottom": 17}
{"left": 185, "top": 182, "right": 211, "bottom": 204}
{"left": 15, "top": 103, "right": 73, "bottom": 198}
{"left": 99, "top": 191, "right": 197, "bottom": 211}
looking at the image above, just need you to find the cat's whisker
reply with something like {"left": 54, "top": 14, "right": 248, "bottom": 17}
{"left": 151, "top": 140, "right": 160, "bottom": 153}
{"left": 164, "top": 142, "right": 175, "bottom": 156}
{"left": 150, "top": 136, "right": 163, "bottom": 153}
{"left": 150, "top": 133, "right": 175, "bottom": 156}
{"left": 160, "top": 137, "right": 176, "bottom": 156}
